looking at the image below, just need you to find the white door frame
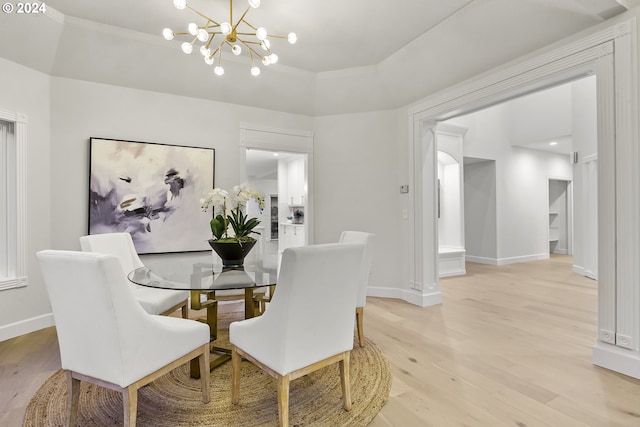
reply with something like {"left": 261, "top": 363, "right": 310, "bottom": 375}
{"left": 238, "top": 122, "right": 314, "bottom": 246}
{"left": 407, "top": 19, "right": 639, "bottom": 378}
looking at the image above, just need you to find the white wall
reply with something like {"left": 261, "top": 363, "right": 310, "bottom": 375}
{"left": 0, "top": 58, "right": 52, "bottom": 334}
{"left": 0, "top": 71, "right": 408, "bottom": 338}
{"left": 464, "top": 159, "right": 497, "bottom": 261}
{"left": 507, "top": 83, "right": 573, "bottom": 146}
{"left": 48, "top": 77, "right": 314, "bottom": 281}
{"left": 0, "top": 74, "right": 315, "bottom": 337}
{"left": 571, "top": 76, "right": 598, "bottom": 275}
{"left": 313, "top": 110, "right": 402, "bottom": 293}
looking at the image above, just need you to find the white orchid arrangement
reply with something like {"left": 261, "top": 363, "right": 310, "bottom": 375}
{"left": 200, "top": 184, "right": 265, "bottom": 242}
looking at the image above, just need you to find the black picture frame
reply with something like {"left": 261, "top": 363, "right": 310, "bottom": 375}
{"left": 88, "top": 137, "right": 215, "bottom": 254}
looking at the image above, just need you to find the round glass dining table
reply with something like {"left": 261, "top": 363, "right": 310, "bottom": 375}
{"left": 128, "top": 263, "right": 276, "bottom": 377}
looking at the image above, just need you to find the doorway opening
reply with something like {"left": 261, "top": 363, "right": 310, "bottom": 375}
{"left": 435, "top": 76, "right": 594, "bottom": 278}
{"left": 244, "top": 148, "right": 308, "bottom": 271}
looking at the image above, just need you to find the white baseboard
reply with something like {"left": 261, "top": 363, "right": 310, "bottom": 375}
{"left": 573, "top": 264, "right": 585, "bottom": 275}
{"left": 367, "top": 286, "right": 442, "bottom": 307}
{"left": 0, "top": 313, "right": 55, "bottom": 342}
{"left": 593, "top": 343, "right": 640, "bottom": 380}
{"left": 439, "top": 270, "right": 466, "bottom": 278}
{"left": 497, "top": 253, "right": 549, "bottom": 265}
{"left": 465, "top": 255, "right": 498, "bottom": 265}
{"left": 466, "top": 253, "right": 550, "bottom": 266}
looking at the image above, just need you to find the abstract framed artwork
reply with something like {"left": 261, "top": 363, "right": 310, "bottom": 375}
{"left": 88, "top": 137, "right": 215, "bottom": 254}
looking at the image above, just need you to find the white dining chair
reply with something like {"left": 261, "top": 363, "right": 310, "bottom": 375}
{"left": 339, "top": 231, "right": 375, "bottom": 346}
{"left": 230, "top": 243, "right": 364, "bottom": 427}
{"left": 80, "top": 232, "right": 189, "bottom": 318}
{"left": 37, "top": 250, "right": 210, "bottom": 427}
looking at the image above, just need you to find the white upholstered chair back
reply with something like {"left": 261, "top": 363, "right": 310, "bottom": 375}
{"left": 37, "top": 250, "right": 210, "bottom": 426}
{"left": 79, "top": 232, "right": 144, "bottom": 278}
{"left": 80, "top": 232, "right": 189, "bottom": 317}
{"left": 231, "top": 243, "right": 364, "bottom": 375}
{"left": 230, "top": 243, "right": 364, "bottom": 425}
{"left": 339, "top": 231, "right": 375, "bottom": 308}
{"left": 37, "top": 250, "right": 207, "bottom": 387}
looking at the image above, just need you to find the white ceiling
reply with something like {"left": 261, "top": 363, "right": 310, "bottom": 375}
{"left": 0, "top": 0, "right": 628, "bottom": 115}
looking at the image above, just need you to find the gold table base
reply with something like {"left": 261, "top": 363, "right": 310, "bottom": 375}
{"left": 189, "top": 288, "right": 262, "bottom": 379}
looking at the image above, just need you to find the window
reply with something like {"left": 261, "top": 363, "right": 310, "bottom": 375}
{"left": 0, "top": 111, "right": 27, "bottom": 290}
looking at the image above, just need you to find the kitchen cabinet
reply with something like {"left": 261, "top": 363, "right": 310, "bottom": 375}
{"left": 287, "top": 157, "right": 305, "bottom": 206}
{"left": 279, "top": 224, "right": 305, "bottom": 251}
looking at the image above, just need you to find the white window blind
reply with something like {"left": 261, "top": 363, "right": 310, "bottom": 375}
{"left": 0, "top": 111, "right": 27, "bottom": 291}
{"left": 0, "top": 121, "right": 9, "bottom": 278}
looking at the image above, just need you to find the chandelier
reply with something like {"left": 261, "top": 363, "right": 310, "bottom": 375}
{"left": 163, "top": 0, "right": 297, "bottom": 77}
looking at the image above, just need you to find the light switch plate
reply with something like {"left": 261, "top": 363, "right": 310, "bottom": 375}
{"left": 400, "top": 185, "right": 409, "bottom": 193}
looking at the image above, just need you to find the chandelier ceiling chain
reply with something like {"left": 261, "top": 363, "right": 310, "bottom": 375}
{"left": 163, "top": 0, "right": 297, "bottom": 77}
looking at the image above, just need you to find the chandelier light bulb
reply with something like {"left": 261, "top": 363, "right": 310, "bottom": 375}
{"left": 288, "top": 32, "right": 297, "bottom": 44}
{"left": 251, "top": 66, "right": 261, "bottom": 76}
{"left": 188, "top": 22, "right": 198, "bottom": 35}
{"left": 221, "top": 22, "right": 232, "bottom": 35}
{"left": 248, "top": 0, "right": 261, "bottom": 8}
{"left": 197, "top": 29, "right": 209, "bottom": 42}
{"left": 204, "top": 55, "right": 214, "bottom": 65}
{"left": 261, "top": 56, "right": 271, "bottom": 66}
{"left": 268, "top": 53, "right": 278, "bottom": 64}
{"left": 173, "top": 0, "right": 186, "bottom": 10}
{"left": 232, "top": 44, "right": 242, "bottom": 56}
{"left": 181, "top": 42, "right": 193, "bottom": 54}
{"left": 214, "top": 65, "right": 225, "bottom": 76}
{"left": 162, "top": 28, "right": 174, "bottom": 41}
{"left": 256, "top": 27, "right": 267, "bottom": 41}
{"left": 260, "top": 39, "right": 271, "bottom": 51}
{"left": 200, "top": 46, "right": 211, "bottom": 56}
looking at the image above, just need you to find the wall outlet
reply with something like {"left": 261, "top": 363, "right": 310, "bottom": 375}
{"left": 400, "top": 185, "right": 409, "bottom": 193}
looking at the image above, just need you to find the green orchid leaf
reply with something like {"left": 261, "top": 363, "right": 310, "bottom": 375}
{"left": 210, "top": 214, "right": 226, "bottom": 239}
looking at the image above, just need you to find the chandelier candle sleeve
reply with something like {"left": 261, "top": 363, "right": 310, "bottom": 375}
{"left": 163, "top": 0, "right": 297, "bottom": 77}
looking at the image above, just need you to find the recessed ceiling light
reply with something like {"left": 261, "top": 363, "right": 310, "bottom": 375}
{"left": 549, "top": 141, "right": 558, "bottom": 146}
{"left": 273, "top": 152, "right": 279, "bottom": 157}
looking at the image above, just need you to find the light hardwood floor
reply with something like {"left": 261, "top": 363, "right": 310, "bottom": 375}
{"left": 2, "top": 255, "right": 640, "bottom": 426}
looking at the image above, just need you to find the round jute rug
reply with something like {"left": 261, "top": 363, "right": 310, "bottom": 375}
{"left": 23, "top": 311, "right": 391, "bottom": 427}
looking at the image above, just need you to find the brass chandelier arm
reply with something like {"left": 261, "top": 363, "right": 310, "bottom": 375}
{"left": 204, "top": 34, "right": 216, "bottom": 50}
{"left": 203, "top": 21, "right": 222, "bottom": 31}
{"left": 186, "top": 4, "right": 219, "bottom": 26}
{"left": 233, "top": 7, "right": 252, "bottom": 32}
{"left": 207, "top": 45, "right": 222, "bottom": 61}
{"left": 241, "top": 39, "right": 272, "bottom": 55}
{"left": 240, "top": 39, "right": 263, "bottom": 59}
{"left": 241, "top": 19, "right": 257, "bottom": 31}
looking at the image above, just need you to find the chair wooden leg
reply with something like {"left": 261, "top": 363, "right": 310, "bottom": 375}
{"left": 231, "top": 345, "right": 241, "bottom": 404}
{"left": 276, "top": 374, "right": 290, "bottom": 427}
{"left": 66, "top": 371, "right": 80, "bottom": 426}
{"left": 122, "top": 385, "right": 138, "bottom": 427}
{"left": 355, "top": 307, "right": 365, "bottom": 347}
{"left": 199, "top": 346, "right": 211, "bottom": 403}
{"left": 339, "top": 351, "right": 352, "bottom": 411}
{"left": 181, "top": 302, "right": 189, "bottom": 319}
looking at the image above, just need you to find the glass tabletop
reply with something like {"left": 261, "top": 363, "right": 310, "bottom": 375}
{"left": 127, "top": 264, "right": 277, "bottom": 291}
